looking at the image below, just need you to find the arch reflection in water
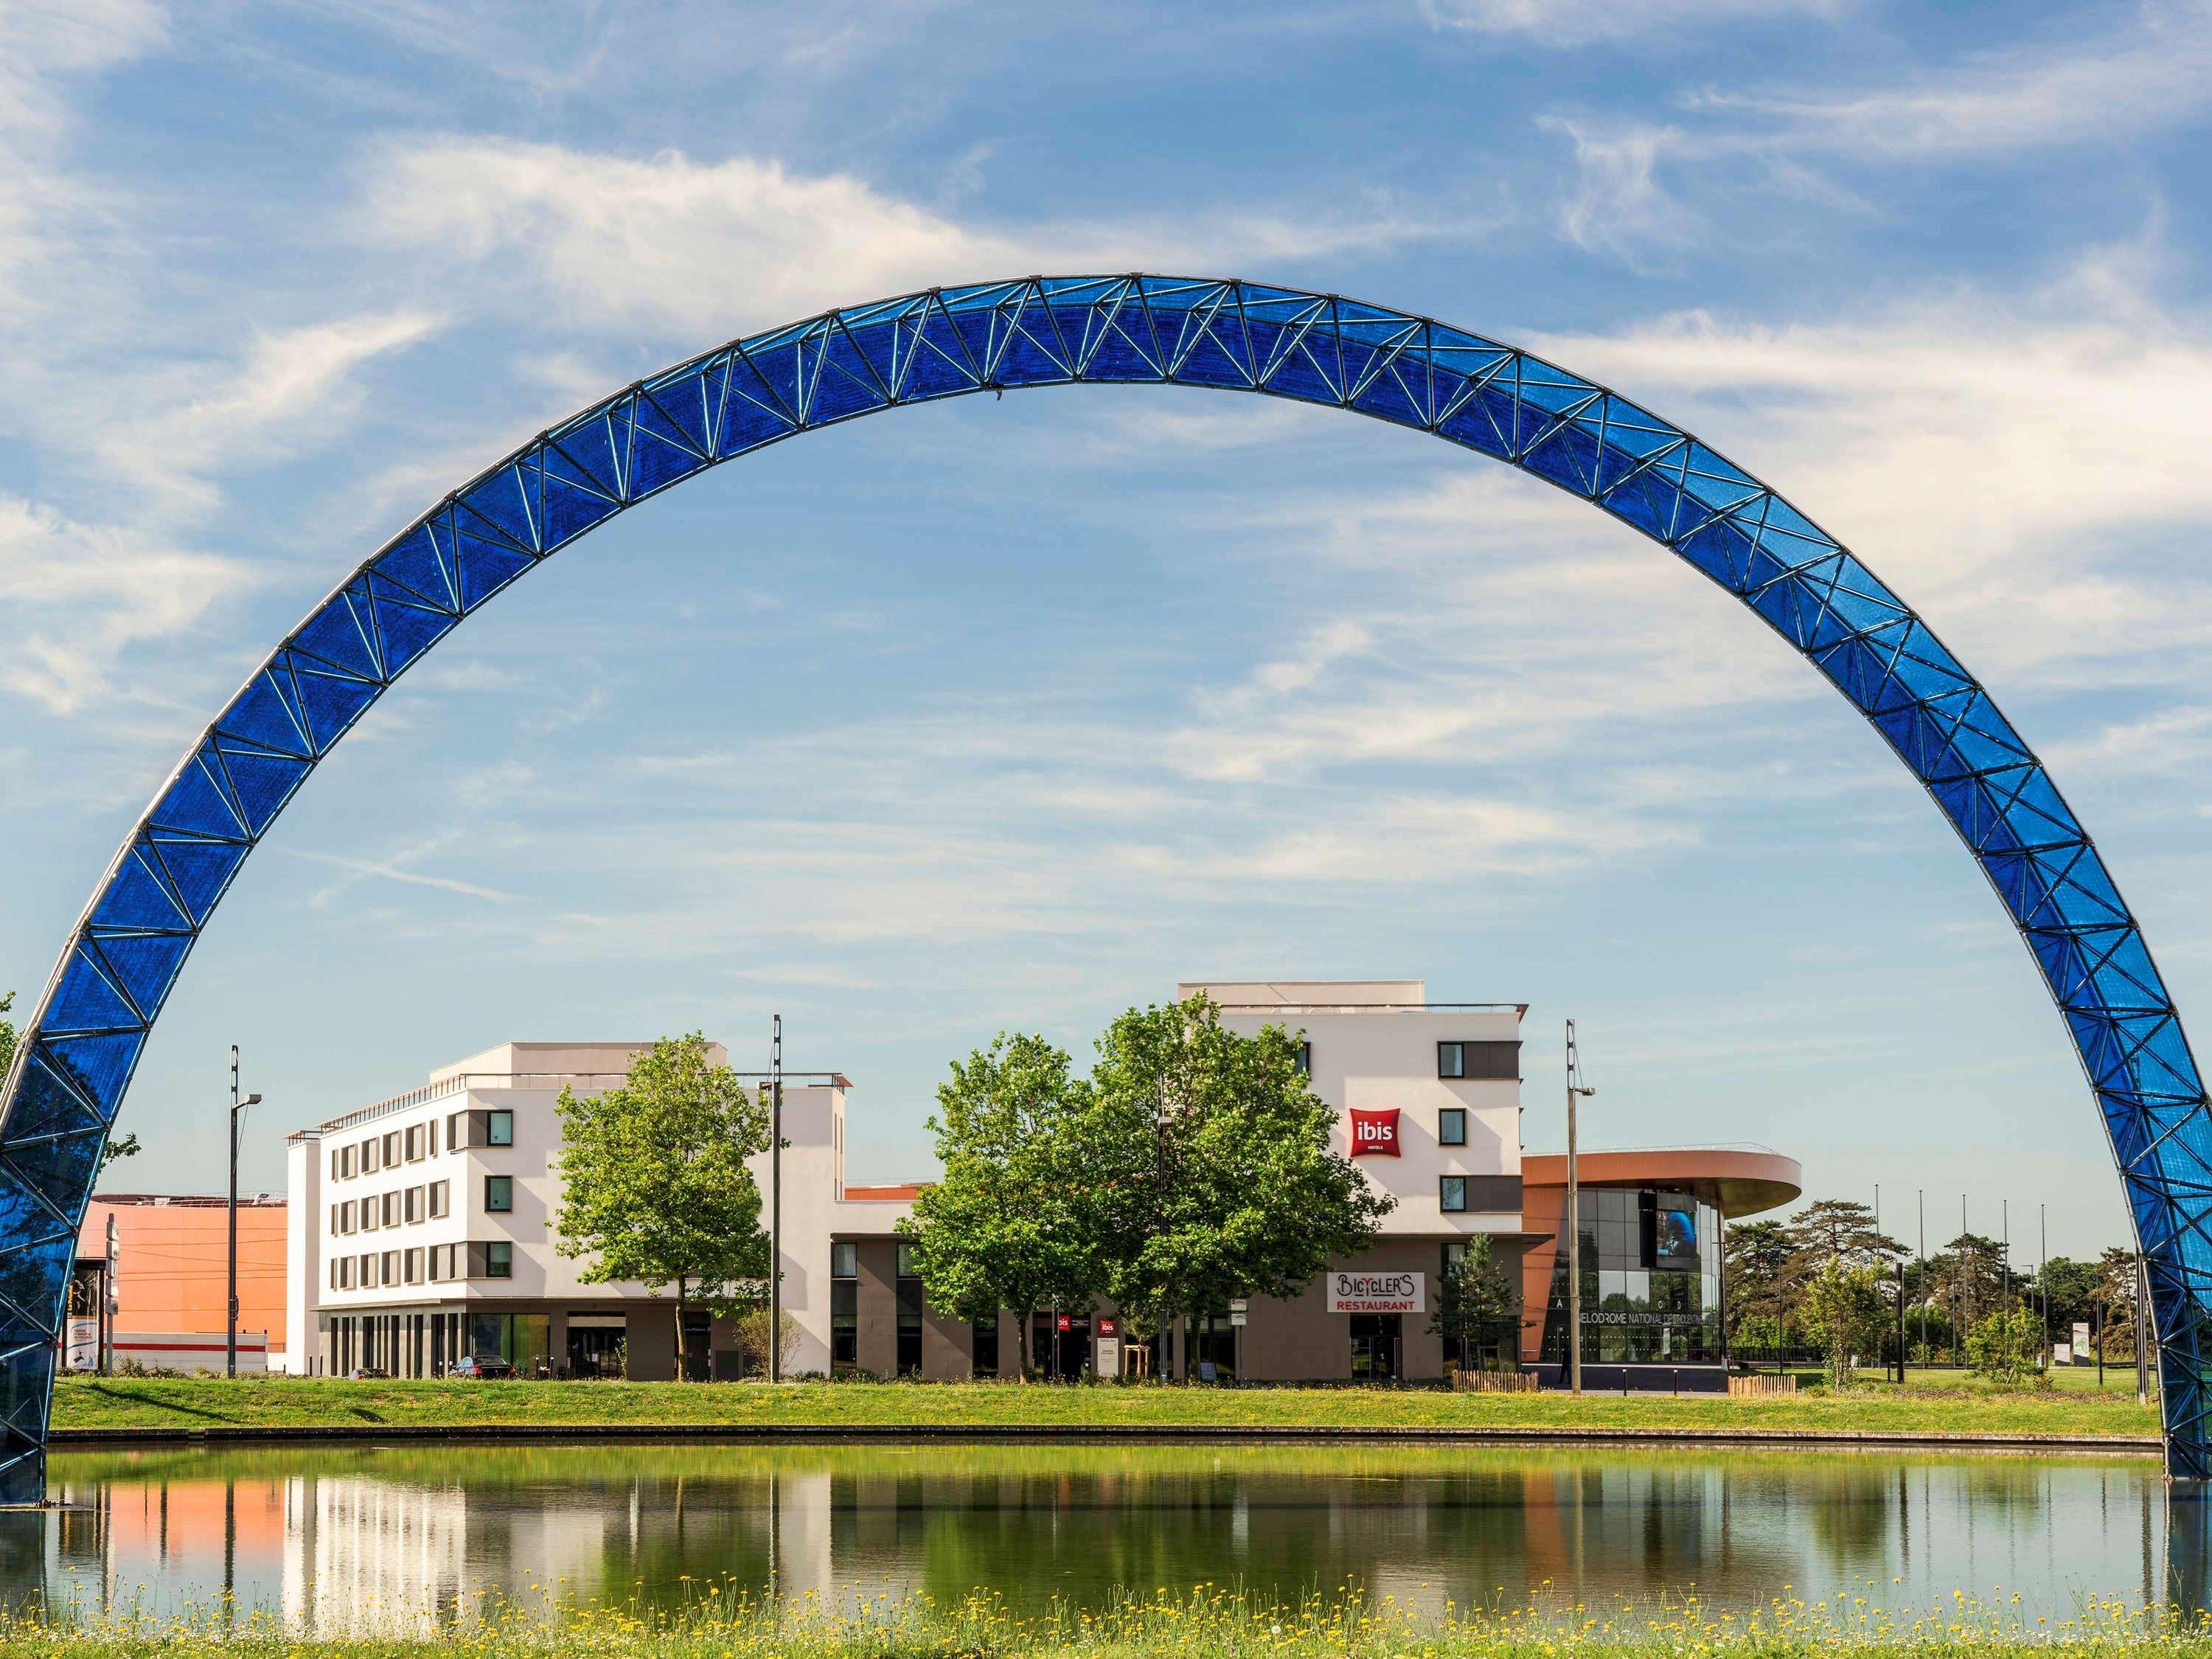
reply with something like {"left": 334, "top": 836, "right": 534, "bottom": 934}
{"left": 0, "top": 1444, "right": 2188, "bottom": 1634}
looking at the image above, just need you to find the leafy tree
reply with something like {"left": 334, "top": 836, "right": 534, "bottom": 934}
{"left": 1080, "top": 995, "right": 1394, "bottom": 1372}
{"left": 897, "top": 1033, "right": 1104, "bottom": 1380}
{"left": 2026, "top": 1256, "right": 2101, "bottom": 1342}
{"left": 1966, "top": 1301, "right": 2041, "bottom": 1384}
{"left": 2094, "top": 1246, "right": 2144, "bottom": 1360}
{"left": 1785, "top": 1199, "right": 1907, "bottom": 1271}
{"left": 1801, "top": 1259, "right": 1889, "bottom": 1389}
{"left": 554, "top": 1033, "right": 771, "bottom": 1380}
{"left": 1927, "top": 1233, "right": 2008, "bottom": 1335}
{"left": 1430, "top": 1237, "right": 1520, "bottom": 1371}
{"left": 1724, "top": 1219, "right": 1801, "bottom": 1345}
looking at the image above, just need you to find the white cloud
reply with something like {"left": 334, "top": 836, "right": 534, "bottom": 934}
{"left": 353, "top": 137, "right": 1457, "bottom": 337}
{"left": 89, "top": 310, "right": 445, "bottom": 519}
{"left": 1541, "top": 4, "right": 2212, "bottom": 258}
{"left": 1421, "top": 0, "right": 1844, "bottom": 46}
{"left": 0, "top": 493, "right": 250, "bottom": 714}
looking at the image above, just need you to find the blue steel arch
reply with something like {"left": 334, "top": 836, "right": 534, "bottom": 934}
{"left": 1, "top": 274, "right": 2205, "bottom": 1495}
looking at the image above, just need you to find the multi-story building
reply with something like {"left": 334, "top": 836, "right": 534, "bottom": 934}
{"left": 282, "top": 981, "right": 1798, "bottom": 1386}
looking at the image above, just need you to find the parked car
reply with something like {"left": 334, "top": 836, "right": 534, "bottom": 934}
{"left": 448, "top": 1355, "right": 514, "bottom": 1379}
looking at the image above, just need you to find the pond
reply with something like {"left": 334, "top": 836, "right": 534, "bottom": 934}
{"left": 1, "top": 1439, "right": 2197, "bottom": 1635}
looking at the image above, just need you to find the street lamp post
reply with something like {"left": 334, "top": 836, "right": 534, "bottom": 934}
{"left": 226, "top": 1046, "right": 260, "bottom": 1380}
{"left": 770, "top": 1016, "right": 783, "bottom": 1385}
{"left": 1564, "top": 1020, "right": 1597, "bottom": 1397}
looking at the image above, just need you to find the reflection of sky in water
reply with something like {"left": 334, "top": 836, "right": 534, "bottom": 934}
{"left": 0, "top": 1443, "right": 2195, "bottom": 1635}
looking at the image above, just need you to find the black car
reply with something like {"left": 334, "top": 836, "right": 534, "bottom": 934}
{"left": 448, "top": 1354, "right": 515, "bottom": 1379}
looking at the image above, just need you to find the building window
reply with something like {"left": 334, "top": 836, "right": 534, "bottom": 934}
{"left": 1440, "top": 1175, "right": 1468, "bottom": 1213}
{"left": 1437, "top": 1042, "right": 1465, "bottom": 1079}
{"left": 486, "top": 1175, "right": 513, "bottom": 1213}
{"left": 381, "top": 1192, "right": 400, "bottom": 1228}
{"left": 1439, "top": 1107, "right": 1467, "bottom": 1147}
{"left": 329, "top": 1261, "right": 340, "bottom": 1290}
{"left": 405, "top": 1248, "right": 424, "bottom": 1285}
{"left": 360, "top": 1200, "right": 378, "bottom": 1234}
{"left": 362, "top": 1138, "right": 380, "bottom": 1174}
{"left": 381, "top": 1250, "right": 400, "bottom": 1284}
{"left": 340, "top": 1144, "right": 355, "bottom": 1178}
{"left": 382, "top": 1130, "right": 400, "bottom": 1166}
{"left": 972, "top": 1316, "right": 999, "bottom": 1378}
{"left": 446, "top": 1111, "right": 462, "bottom": 1149}
{"left": 831, "top": 1241, "right": 858, "bottom": 1280}
{"left": 405, "top": 1124, "right": 424, "bottom": 1162}
{"left": 830, "top": 1242, "right": 858, "bottom": 1374}
{"left": 485, "top": 1241, "right": 513, "bottom": 1279}
{"left": 403, "top": 1186, "right": 422, "bottom": 1224}
{"left": 487, "top": 1110, "right": 514, "bottom": 1147}
{"left": 1295, "top": 1041, "right": 1312, "bottom": 1075}
{"left": 897, "top": 1248, "right": 923, "bottom": 1376}
{"left": 358, "top": 1252, "right": 376, "bottom": 1287}
{"left": 329, "top": 1202, "right": 340, "bottom": 1233}
{"left": 330, "top": 1149, "right": 341, "bottom": 1180}
{"left": 429, "top": 1180, "right": 449, "bottom": 1219}
{"left": 428, "top": 1118, "right": 439, "bottom": 1156}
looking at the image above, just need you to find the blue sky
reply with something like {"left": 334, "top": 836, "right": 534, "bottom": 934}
{"left": 6, "top": 0, "right": 2212, "bottom": 1262}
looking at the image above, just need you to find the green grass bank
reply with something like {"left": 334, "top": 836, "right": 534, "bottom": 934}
{"left": 49, "top": 1373, "right": 2161, "bottom": 1442}
{"left": 0, "top": 1583, "right": 2199, "bottom": 1657}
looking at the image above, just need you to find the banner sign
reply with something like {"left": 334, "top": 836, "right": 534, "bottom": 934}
{"left": 1579, "top": 1310, "right": 1706, "bottom": 1329}
{"left": 1349, "top": 1107, "right": 1401, "bottom": 1157}
{"left": 1326, "top": 1270, "right": 1423, "bottom": 1313}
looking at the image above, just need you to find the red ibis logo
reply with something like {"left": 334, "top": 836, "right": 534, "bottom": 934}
{"left": 1349, "top": 1107, "right": 1400, "bottom": 1157}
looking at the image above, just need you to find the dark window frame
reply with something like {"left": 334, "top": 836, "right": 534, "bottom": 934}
{"left": 485, "top": 1174, "right": 514, "bottom": 1214}
{"left": 1439, "top": 1107, "right": 1467, "bottom": 1146}
{"left": 1439, "top": 1175, "right": 1469, "bottom": 1213}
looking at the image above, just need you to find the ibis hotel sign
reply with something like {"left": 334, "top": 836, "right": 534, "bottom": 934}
{"left": 1326, "top": 1270, "right": 1425, "bottom": 1314}
{"left": 1348, "top": 1107, "right": 1401, "bottom": 1156}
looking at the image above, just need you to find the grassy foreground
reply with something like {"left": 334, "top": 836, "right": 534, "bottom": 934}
{"left": 49, "top": 1373, "right": 2160, "bottom": 1440}
{"left": 0, "top": 1583, "right": 2202, "bottom": 1656}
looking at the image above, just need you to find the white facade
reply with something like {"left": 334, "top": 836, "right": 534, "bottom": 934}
{"left": 281, "top": 982, "right": 1524, "bottom": 1380}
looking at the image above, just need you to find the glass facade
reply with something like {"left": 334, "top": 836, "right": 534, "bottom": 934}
{"left": 1541, "top": 1186, "right": 1725, "bottom": 1365}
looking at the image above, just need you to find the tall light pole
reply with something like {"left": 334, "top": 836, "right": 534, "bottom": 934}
{"left": 226, "top": 1046, "right": 261, "bottom": 1380}
{"left": 769, "top": 1015, "right": 783, "bottom": 1385}
{"left": 1564, "top": 1020, "right": 1597, "bottom": 1397}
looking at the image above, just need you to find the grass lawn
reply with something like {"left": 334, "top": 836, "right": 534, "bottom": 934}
{"left": 0, "top": 1583, "right": 2194, "bottom": 1656}
{"left": 48, "top": 1372, "right": 2162, "bottom": 1440}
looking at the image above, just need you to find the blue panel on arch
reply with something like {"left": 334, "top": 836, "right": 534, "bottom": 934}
{"left": 366, "top": 586, "right": 453, "bottom": 677}
{"left": 2, "top": 1133, "right": 101, "bottom": 1228}
{"left": 0, "top": 1231, "right": 73, "bottom": 1337}
{"left": 0, "top": 1064, "right": 102, "bottom": 1147}
{"left": 291, "top": 666, "right": 381, "bottom": 751}
{"left": 44, "top": 950, "right": 139, "bottom": 1035}
{"left": 88, "top": 848, "right": 191, "bottom": 933}
{"left": 218, "top": 671, "right": 312, "bottom": 760}
{"left": 292, "top": 595, "right": 383, "bottom": 681}
{"left": 87, "top": 933, "right": 189, "bottom": 1023}
{"left": 148, "top": 835, "right": 246, "bottom": 925}
{"left": 147, "top": 753, "right": 246, "bottom": 840}
{"left": 35, "top": 1032, "right": 142, "bottom": 1119}
{"left": 373, "top": 526, "right": 457, "bottom": 613}
{"left": 455, "top": 535, "right": 536, "bottom": 610}
{"left": 458, "top": 470, "right": 540, "bottom": 554}
{"left": 218, "top": 746, "right": 309, "bottom": 835}
{"left": 627, "top": 430, "right": 712, "bottom": 499}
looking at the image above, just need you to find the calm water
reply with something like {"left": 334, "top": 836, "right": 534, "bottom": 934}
{"left": 1, "top": 1440, "right": 2202, "bottom": 1633}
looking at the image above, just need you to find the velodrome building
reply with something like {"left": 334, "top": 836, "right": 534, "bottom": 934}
{"left": 282, "top": 981, "right": 1798, "bottom": 1387}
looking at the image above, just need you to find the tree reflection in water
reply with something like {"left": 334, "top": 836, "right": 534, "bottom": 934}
{"left": 0, "top": 1441, "right": 2182, "bottom": 1635}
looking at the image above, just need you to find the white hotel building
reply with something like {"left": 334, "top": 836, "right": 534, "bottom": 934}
{"left": 283, "top": 981, "right": 1796, "bottom": 1385}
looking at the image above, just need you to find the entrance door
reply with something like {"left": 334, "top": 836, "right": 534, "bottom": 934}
{"left": 1349, "top": 1313, "right": 1402, "bottom": 1381}
{"left": 1032, "top": 1313, "right": 1091, "bottom": 1379}
{"left": 568, "top": 1321, "right": 627, "bottom": 1379}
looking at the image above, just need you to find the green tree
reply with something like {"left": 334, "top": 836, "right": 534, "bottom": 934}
{"left": 1966, "top": 1301, "right": 2040, "bottom": 1384}
{"left": 897, "top": 1033, "right": 1104, "bottom": 1380}
{"left": 1080, "top": 995, "right": 1394, "bottom": 1372}
{"left": 1785, "top": 1198, "right": 1906, "bottom": 1271}
{"left": 1724, "top": 1219, "right": 1801, "bottom": 1346}
{"left": 1927, "top": 1233, "right": 2008, "bottom": 1335}
{"left": 1800, "top": 1258, "right": 1889, "bottom": 1388}
{"left": 553, "top": 1034, "right": 771, "bottom": 1380}
{"left": 2027, "top": 1256, "right": 2101, "bottom": 1343}
{"left": 1430, "top": 1237, "right": 1520, "bottom": 1372}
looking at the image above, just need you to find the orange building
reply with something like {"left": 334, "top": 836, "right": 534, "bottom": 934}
{"left": 77, "top": 1194, "right": 289, "bottom": 1364}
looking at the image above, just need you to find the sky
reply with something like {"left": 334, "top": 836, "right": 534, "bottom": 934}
{"left": 6, "top": 0, "right": 2212, "bottom": 1264}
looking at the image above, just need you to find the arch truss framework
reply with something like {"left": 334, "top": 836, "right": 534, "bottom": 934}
{"left": 2, "top": 275, "right": 2207, "bottom": 1498}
